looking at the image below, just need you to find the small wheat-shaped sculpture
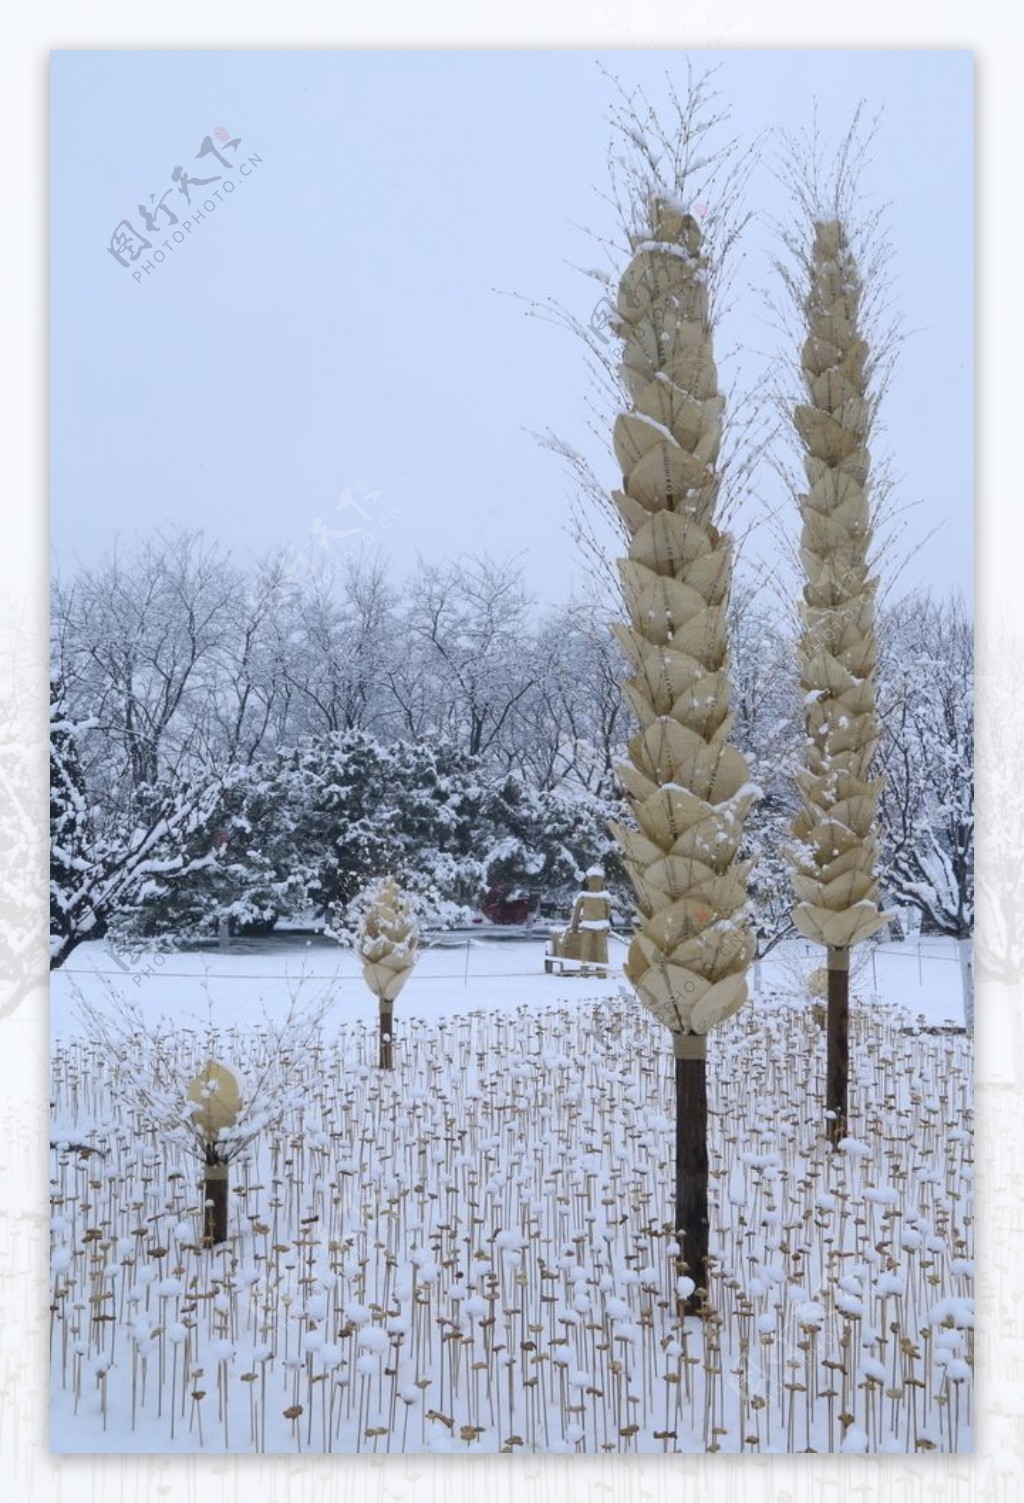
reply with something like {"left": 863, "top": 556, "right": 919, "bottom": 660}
{"left": 358, "top": 878, "right": 419, "bottom": 1069}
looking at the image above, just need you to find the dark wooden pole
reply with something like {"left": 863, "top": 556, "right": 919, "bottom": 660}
{"left": 379, "top": 1003, "right": 393, "bottom": 1070}
{"left": 826, "top": 945, "right": 849, "bottom": 1146}
{"left": 203, "top": 1160, "right": 229, "bottom": 1245}
{"left": 675, "top": 1035, "right": 708, "bottom": 1314}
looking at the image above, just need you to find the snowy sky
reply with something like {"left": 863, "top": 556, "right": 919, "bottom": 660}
{"left": 51, "top": 49, "right": 973, "bottom": 608}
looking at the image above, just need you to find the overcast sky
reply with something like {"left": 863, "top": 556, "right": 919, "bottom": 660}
{"left": 51, "top": 49, "right": 973, "bottom": 608}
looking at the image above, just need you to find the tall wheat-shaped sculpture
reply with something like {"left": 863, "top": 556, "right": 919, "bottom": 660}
{"left": 610, "top": 195, "right": 756, "bottom": 1304}
{"left": 787, "top": 217, "right": 887, "bottom": 1142}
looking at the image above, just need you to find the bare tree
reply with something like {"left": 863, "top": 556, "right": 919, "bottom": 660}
{"left": 877, "top": 593, "right": 973, "bottom": 1023}
{"left": 1, "top": 607, "right": 47, "bottom": 1018}
{"left": 53, "top": 529, "right": 241, "bottom": 806}
{"left": 278, "top": 551, "right": 399, "bottom": 738}
{"left": 518, "top": 603, "right": 627, "bottom": 795}
{"left": 398, "top": 554, "right": 541, "bottom": 764}
{"left": 202, "top": 553, "right": 294, "bottom": 765}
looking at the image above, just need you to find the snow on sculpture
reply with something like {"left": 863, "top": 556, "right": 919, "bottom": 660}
{"left": 610, "top": 196, "right": 756, "bottom": 1048}
{"left": 357, "top": 877, "right": 419, "bottom": 1070}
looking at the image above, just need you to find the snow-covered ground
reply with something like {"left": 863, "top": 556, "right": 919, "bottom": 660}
{"left": 49, "top": 935, "right": 972, "bottom": 1454}
{"left": 51, "top": 932, "right": 968, "bottom": 1034}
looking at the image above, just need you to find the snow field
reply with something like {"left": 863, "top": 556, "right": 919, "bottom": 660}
{"left": 51, "top": 931, "right": 968, "bottom": 1032}
{"left": 49, "top": 989, "right": 972, "bottom": 1454}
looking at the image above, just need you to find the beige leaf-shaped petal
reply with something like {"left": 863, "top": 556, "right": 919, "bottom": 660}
{"left": 635, "top": 784, "right": 736, "bottom": 843}
{"left": 801, "top": 335, "right": 843, "bottom": 376}
{"left": 620, "top": 681, "right": 661, "bottom": 731}
{"left": 613, "top": 412, "right": 677, "bottom": 473}
{"left": 802, "top": 596, "right": 875, "bottom": 641}
{"left": 800, "top": 507, "right": 870, "bottom": 560}
{"left": 788, "top": 818, "right": 862, "bottom": 864}
{"left": 638, "top": 895, "right": 724, "bottom": 952}
{"left": 609, "top": 821, "right": 666, "bottom": 867}
{"left": 807, "top": 368, "right": 862, "bottom": 412}
{"left": 827, "top": 793, "right": 880, "bottom": 838}
{"left": 668, "top": 674, "right": 732, "bottom": 738}
{"left": 670, "top": 607, "right": 727, "bottom": 665}
{"left": 809, "top": 308, "right": 854, "bottom": 348}
{"left": 682, "top": 550, "right": 731, "bottom": 606}
{"left": 836, "top": 637, "right": 877, "bottom": 678}
{"left": 615, "top": 761, "right": 659, "bottom": 805}
{"left": 618, "top": 251, "right": 709, "bottom": 323}
{"left": 836, "top": 396, "right": 871, "bottom": 437}
{"left": 633, "top": 961, "right": 710, "bottom": 1030}
{"left": 617, "top": 561, "right": 709, "bottom": 641}
{"left": 661, "top": 342, "right": 720, "bottom": 400}
{"left": 815, "top": 843, "right": 880, "bottom": 885}
{"left": 793, "top": 902, "right": 888, "bottom": 949}
{"left": 668, "top": 818, "right": 747, "bottom": 872}
{"left": 628, "top": 510, "right": 713, "bottom": 574}
{"left": 794, "top": 406, "right": 862, "bottom": 465}
{"left": 629, "top": 718, "right": 709, "bottom": 786}
{"left": 689, "top": 972, "right": 748, "bottom": 1034}
{"left": 805, "top": 467, "right": 866, "bottom": 515}
{"left": 363, "top": 961, "right": 414, "bottom": 1003}
{"left": 687, "top": 865, "right": 752, "bottom": 917}
{"left": 623, "top": 642, "right": 708, "bottom": 712}
{"left": 667, "top": 925, "right": 756, "bottom": 978}
{"left": 799, "top": 648, "right": 863, "bottom": 699}
{"left": 636, "top": 381, "right": 725, "bottom": 453}
{"left": 626, "top": 443, "right": 714, "bottom": 509}
{"left": 817, "top": 869, "right": 880, "bottom": 910}
{"left": 795, "top": 767, "right": 884, "bottom": 808}
{"left": 610, "top": 487, "right": 654, "bottom": 532}
{"left": 626, "top": 932, "right": 662, "bottom": 980}
{"left": 641, "top": 854, "right": 719, "bottom": 903}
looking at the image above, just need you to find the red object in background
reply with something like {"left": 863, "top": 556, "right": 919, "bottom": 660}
{"left": 212, "top": 829, "right": 230, "bottom": 849}
{"left": 480, "top": 885, "right": 532, "bottom": 925}
{"left": 214, "top": 126, "right": 231, "bottom": 142}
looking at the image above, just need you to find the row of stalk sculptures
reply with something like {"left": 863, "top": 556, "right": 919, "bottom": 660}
{"left": 608, "top": 201, "right": 886, "bottom": 1307}
{"left": 189, "top": 202, "right": 888, "bottom": 1315}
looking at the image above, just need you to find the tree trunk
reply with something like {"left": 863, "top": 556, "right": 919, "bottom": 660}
{"left": 49, "top": 930, "right": 85, "bottom": 971}
{"left": 675, "top": 1037, "right": 709, "bottom": 1314}
{"left": 379, "top": 1003, "right": 393, "bottom": 1070}
{"left": 203, "top": 1161, "right": 229, "bottom": 1245}
{"left": 957, "top": 934, "right": 974, "bottom": 1032}
{"left": 826, "top": 945, "right": 849, "bottom": 1146}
